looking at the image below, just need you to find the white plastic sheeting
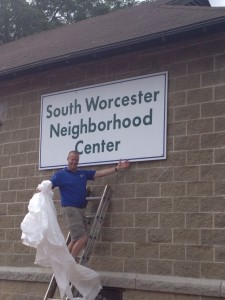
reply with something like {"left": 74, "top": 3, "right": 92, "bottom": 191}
{"left": 21, "top": 180, "right": 102, "bottom": 300}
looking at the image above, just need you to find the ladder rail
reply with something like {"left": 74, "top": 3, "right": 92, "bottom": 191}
{"left": 87, "top": 184, "right": 111, "bottom": 241}
{"left": 44, "top": 274, "right": 57, "bottom": 300}
{"left": 44, "top": 184, "right": 112, "bottom": 300}
{"left": 80, "top": 184, "right": 111, "bottom": 265}
{"left": 43, "top": 232, "right": 71, "bottom": 300}
{"left": 68, "top": 184, "right": 112, "bottom": 299}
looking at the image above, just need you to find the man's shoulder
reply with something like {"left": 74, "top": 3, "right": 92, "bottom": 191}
{"left": 54, "top": 168, "right": 95, "bottom": 177}
{"left": 52, "top": 168, "right": 67, "bottom": 176}
{"left": 56, "top": 168, "right": 91, "bottom": 175}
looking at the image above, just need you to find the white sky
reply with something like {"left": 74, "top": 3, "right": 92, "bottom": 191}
{"left": 209, "top": 0, "right": 225, "bottom": 6}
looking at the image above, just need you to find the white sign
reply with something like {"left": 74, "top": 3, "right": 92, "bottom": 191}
{"left": 39, "top": 72, "right": 168, "bottom": 169}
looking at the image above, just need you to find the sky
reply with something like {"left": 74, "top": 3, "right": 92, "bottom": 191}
{"left": 209, "top": 0, "right": 225, "bottom": 6}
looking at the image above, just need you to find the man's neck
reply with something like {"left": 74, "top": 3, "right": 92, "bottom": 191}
{"left": 67, "top": 167, "right": 77, "bottom": 172}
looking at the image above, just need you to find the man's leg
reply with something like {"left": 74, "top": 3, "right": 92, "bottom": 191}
{"left": 63, "top": 207, "right": 88, "bottom": 259}
{"left": 68, "top": 234, "right": 88, "bottom": 259}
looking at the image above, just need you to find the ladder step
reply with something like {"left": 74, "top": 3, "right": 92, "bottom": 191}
{"left": 87, "top": 196, "right": 101, "bottom": 201}
{"left": 86, "top": 213, "right": 96, "bottom": 218}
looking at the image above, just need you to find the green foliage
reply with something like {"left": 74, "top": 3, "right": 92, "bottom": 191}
{"left": 0, "top": 0, "right": 48, "bottom": 43}
{"left": 0, "top": 0, "right": 152, "bottom": 44}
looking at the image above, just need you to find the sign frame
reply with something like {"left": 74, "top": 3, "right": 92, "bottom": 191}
{"left": 39, "top": 72, "right": 168, "bottom": 170}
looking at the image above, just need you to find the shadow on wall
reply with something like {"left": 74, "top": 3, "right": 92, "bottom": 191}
{"left": 96, "top": 287, "right": 123, "bottom": 300}
{"left": 0, "top": 102, "right": 7, "bottom": 127}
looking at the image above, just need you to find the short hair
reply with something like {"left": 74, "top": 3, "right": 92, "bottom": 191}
{"left": 68, "top": 150, "right": 80, "bottom": 157}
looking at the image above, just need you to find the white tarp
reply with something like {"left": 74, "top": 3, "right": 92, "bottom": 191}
{"left": 21, "top": 180, "right": 101, "bottom": 300}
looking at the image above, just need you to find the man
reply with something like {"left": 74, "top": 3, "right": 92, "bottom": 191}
{"left": 50, "top": 150, "right": 130, "bottom": 260}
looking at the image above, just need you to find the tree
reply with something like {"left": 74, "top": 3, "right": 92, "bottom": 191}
{"left": 31, "top": 0, "right": 150, "bottom": 23}
{"left": 0, "top": 0, "right": 48, "bottom": 44}
{"left": 0, "top": 0, "right": 153, "bottom": 44}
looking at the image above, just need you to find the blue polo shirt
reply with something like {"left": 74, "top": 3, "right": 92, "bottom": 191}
{"left": 50, "top": 168, "right": 96, "bottom": 208}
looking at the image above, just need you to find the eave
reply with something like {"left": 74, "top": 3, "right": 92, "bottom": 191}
{"left": 1, "top": 16, "right": 225, "bottom": 81}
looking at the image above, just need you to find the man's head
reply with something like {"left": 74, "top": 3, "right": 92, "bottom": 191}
{"left": 67, "top": 151, "right": 80, "bottom": 171}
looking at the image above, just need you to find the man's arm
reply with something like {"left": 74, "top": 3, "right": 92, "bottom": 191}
{"left": 94, "top": 160, "right": 131, "bottom": 178}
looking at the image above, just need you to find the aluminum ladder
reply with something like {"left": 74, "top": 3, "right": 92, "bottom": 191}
{"left": 44, "top": 184, "right": 112, "bottom": 300}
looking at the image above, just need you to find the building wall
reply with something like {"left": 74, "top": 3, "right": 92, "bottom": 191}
{"left": 0, "top": 30, "right": 225, "bottom": 298}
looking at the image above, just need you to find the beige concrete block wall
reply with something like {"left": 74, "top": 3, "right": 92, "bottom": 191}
{"left": 0, "top": 31, "right": 225, "bottom": 298}
{"left": 0, "top": 280, "right": 47, "bottom": 300}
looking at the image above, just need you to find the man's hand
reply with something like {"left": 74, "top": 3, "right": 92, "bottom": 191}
{"left": 116, "top": 159, "right": 131, "bottom": 170}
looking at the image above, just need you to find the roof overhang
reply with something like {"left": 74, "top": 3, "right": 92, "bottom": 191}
{"left": 1, "top": 16, "right": 225, "bottom": 81}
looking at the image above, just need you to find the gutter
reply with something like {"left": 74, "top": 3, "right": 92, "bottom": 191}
{"left": 1, "top": 16, "right": 225, "bottom": 80}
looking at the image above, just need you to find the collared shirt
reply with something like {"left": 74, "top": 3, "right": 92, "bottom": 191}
{"left": 50, "top": 167, "right": 96, "bottom": 208}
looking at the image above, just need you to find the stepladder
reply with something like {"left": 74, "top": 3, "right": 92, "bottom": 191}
{"left": 44, "top": 184, "right": 112, "bottom": 300}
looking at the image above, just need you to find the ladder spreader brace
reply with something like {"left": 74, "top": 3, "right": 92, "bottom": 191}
{"left": 44, "top": 184, "right": 112, "bottom": 300}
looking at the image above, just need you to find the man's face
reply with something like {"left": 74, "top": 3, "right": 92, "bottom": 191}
{"left": 67, "top": 152, "right": 79, "bottom": 171}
